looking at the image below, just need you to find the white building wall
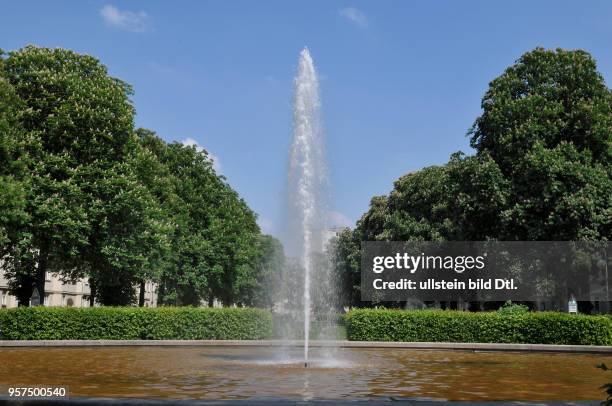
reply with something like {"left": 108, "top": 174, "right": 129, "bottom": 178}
{"left": 0, "top": 269, "right": 157, "bottom": 308}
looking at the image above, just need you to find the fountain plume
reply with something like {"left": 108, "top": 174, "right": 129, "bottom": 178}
{"left": 285, "top": 48, "right": 328, "bottom": 366}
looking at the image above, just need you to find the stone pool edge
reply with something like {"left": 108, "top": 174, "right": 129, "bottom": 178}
{"left": 0, "top": 340, "right": 610, "bottom": 353}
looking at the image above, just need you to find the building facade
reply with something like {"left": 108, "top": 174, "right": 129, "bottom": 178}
{"left": 0, "top": 271, "right": 157, "bottom": 308}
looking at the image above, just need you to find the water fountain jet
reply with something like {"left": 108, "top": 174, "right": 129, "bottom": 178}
{"left": 286, "top": 48, "right": 327, "bottom": 367}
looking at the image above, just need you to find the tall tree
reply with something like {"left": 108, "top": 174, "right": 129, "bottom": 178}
{"left": 132, "top": 129, "right": 180, "bottom": 306}
{"left": 446, "top": 152, "right": 508, "bottom": 240}
{"left": 241, "top": 234, "right": 285, "bottom": 309}
{"left": 470, "top": 48, "right": 611, "bottom": 172}
{"left": 2, "top": 46, "right": 170, "bottom": 305}
{"left": 329, "top": 228, "right": 361, "bottom": 308}
{"left": 332, "top": 47, "right": 611, "bottom": 308}
{"left": 205, "top": 182, "right": 260, "bottom": 307}
{"left": 2, "top": 47, "right": 92, "bottom": 305}
{"left": 139, "top": 133, "right": 264, "bottom": 307}
{"left": 152, "top": 140, "right": 220, "bottom": 306}
{"left": 469, "top": 47, "right": 611, "bottom": 240}
{"left": 0, "top": 55, "right": 30, "bottom": 298}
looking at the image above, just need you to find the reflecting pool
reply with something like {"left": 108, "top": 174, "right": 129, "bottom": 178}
{"left": 0, "top": 346, "right": 609, "bottom": 401}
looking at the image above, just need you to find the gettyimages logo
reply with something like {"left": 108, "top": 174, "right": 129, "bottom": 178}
{"left": 372, "top": 252, "right": 487, "bottom": 274}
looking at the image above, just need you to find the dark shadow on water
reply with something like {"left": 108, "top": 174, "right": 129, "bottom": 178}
{"left": 0, "top": 396, "right": 603, "bottom": 406}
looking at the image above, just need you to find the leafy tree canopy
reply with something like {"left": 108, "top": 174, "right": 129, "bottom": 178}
{"left": 333, "top": 47, "right": 611, "bottom": 308}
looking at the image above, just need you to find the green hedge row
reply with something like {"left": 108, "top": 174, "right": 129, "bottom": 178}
{"left": 345, "top": 309, "right": 612, "bottom": 345}
{"left": 0, "top": 307, "right": 272, "bottom": 340}
{"left": 3, "top": 307, "right": 609, "bottom": 344}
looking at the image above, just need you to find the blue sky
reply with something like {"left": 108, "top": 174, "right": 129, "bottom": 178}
{"left": 2, "top": 1, "right": 611, "bottom": 237}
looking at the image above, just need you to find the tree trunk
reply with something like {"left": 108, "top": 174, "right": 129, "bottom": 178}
{"left": 208, "top": 295, "right": 214, "bottom": 308}
{"left": 222, "top": 264, "right": 233, "bottom": 307}
{"left": 15, "top": 273, "right": 34, "bottom": 307}
{"left": 157, "top": 280, "right": 166, "bottom": 306}
{"left": 89, "top": 278, "right": 96, "bottom": 307}
{"left": 139, "top": 280, "right": 146, "bottom": 307}
{"left": 33, "top": 247, "right": 49, "bottom": 306}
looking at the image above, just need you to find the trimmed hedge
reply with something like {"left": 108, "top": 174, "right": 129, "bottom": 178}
{"left": 0, "top": 307, "right": 272, "bottom": 340}
{"left": 345, "top": 309, "right": 612, "bottom": 345}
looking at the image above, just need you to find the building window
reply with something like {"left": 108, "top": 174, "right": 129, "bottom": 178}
{"left": 66, "top": 297, "right": 74, "bottom": 307}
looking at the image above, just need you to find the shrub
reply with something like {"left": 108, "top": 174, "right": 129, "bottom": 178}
{"left": 0, "top": 307, "right": 272, "bottom": 340}
{"left": 497, "top": 300, "right": 530, "bottom": 315}
{"left": 344, "top": 308, "right": 612, "bottom": 345}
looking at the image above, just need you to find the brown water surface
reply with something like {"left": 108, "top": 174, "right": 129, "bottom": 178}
{"left": 0, "top": 346, "right": 609, "bottom": 401}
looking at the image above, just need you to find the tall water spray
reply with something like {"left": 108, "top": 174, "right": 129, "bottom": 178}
{"left": 287, "top": 48, "right": 327, "bottom": 366}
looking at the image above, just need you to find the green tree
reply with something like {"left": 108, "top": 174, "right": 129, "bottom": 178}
{"left": 2, "top": 47, "right": 92, "bottom": 305}
{"left": 138, "top": 134, "right": 262, "bottom": 307}
{"left": 207, "top": 188, "right": 260, "bottom": 306}
{"left": 147, "top": 140, "right": 220, "bottom": 306}
{"left": 469, "top": 47, "right": 611, "bottom": 240}
{"left": 498, "top": 141, "right": 611, "bottom": 240}
{"left": 235, "top": 234, "right": 284, "bottom": 309}
{"left": 470, "top": 48, "right": 611, "bottom": 172}
{"left": 446, "top": 152, "right": 509, "bottom": 240}
{"left": 0, "top": 55, "right": 29, "bottom": 282}
{"left": 332, "top": 47, "right": 611, "bottom": 308}
{"left": 329, "top": 228, "right": 361, "bottom": 308}
{"left": 2, "top": 46, "right": 170, "bottom": 305}
{"left": 131, "top": 129, "right": 180, "bottom": 306}
{"left": 384, "top": 166, "right": 453, "bottom": 241}
{"left": 79, "top": 161, "right": 172, "bottom": 306}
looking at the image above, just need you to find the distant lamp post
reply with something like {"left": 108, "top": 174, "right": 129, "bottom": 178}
{"left": 568, "top": 296, "right": 577, "bottom": 314}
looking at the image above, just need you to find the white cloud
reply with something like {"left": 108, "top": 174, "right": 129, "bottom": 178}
{"left": 327, "top": 210, "right": 353, "bottom": 228}
{"left": 181, "top": 138, "right": 222, "bottom": 173}
{"left": 338, "top": 7, "right": 368, "bottom": 27}
{"left": 181, "top": 137, "right": 201, "bottom": 151}
{"left": 100, "top": 4, "right": 151, "bottom": 33}
{"left": 208, "top": 152, "right": 222, "bottom": 173}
